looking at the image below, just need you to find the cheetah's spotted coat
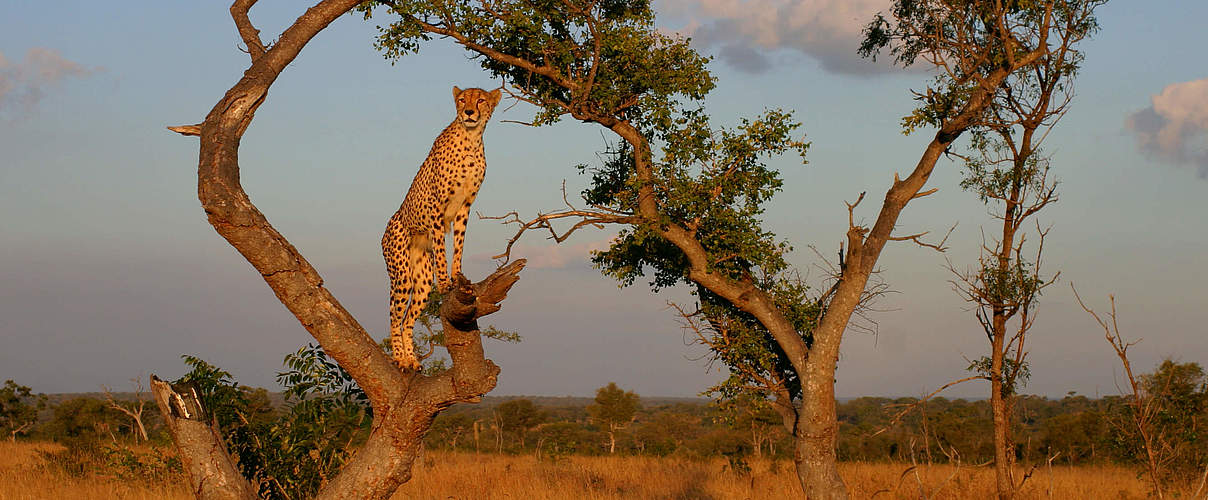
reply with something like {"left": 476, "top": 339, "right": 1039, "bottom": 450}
{"left": 383, "top": 86, "right": 501, "bottom": 370}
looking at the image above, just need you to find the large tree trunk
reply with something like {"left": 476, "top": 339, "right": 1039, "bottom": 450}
{"left": 155, "top": 2, "right": 527, "bottom": 498}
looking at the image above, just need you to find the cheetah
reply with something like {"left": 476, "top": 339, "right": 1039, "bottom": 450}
{"left": 382, "top": 86, "right": 502, "bottom": 371}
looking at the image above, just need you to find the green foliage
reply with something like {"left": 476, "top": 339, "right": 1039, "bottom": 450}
{"left": 536, "top": 421, "right": 595, "bottom": 458}
{"left": 98, "top": 444, "right": 185, "bottom": 483}
{"left": 176, "top": 355, "right": 252, "bottom": 430}
{"left": 702, "top": 278, "right": 820, "bottom": 406}
{"left": 587, "top": 383, "right": 640, "bottom": 431}
{"left": 427, "top": 412, "right": 474, "bottom": 450}
{"left": 589, "top": 109, "right": 808, "bottom": 290}
{"left": 37, "top": 440, "right": 183, "bottom": 483}
{"left": 0, "top": 379, "right": 46, "bottom": 440}
{"left": 1139, "top": 360, "right": 1208, "bottom": 480}
{"left": 175, "top": 347, "right": 370, "bottom": 500}
{"left": 368, "top": 0, "right": 811, "bottom": 423}
{"left": 368, "top": 0, "right": 714, "bottom": 128}
{"left": 38, "top": 397, "right": 126, "bottom": 442}
{"left": 496, "top": 398, "right": 546, "bottom": 449}
{"left": 860, "top": 0, "right": 1105, "bottom": 135}
{"left": 631, "top": 411, "right": 702, "bottom": 456}
{"left": 967, "top": 356, "right": 1032, "bottom": 396}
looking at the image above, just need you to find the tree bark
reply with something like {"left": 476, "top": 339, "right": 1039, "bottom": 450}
{"left": 155, "top": 1, "right": 527, "bottom": 498}
{"left": 150, "top": 376, "right": 257, "bottom": 500}
{"left": 991, "top": 336, "right": 1015, "bottom": 500}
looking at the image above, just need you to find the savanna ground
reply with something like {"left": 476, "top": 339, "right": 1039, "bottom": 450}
{"left": 0, "top": 441, "right": 1178, "bottom": 499}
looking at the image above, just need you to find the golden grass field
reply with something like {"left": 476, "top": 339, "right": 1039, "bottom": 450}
{"left": 0, "top": 440, "right": 1180, "bottom": 499}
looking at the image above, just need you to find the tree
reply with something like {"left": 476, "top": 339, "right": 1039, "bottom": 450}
{"left": 495, "top": 399, "right": 546, "bottom": 450}
{"left": 41, "top": 396, "right": 126, "bottom": 442}
{"left": 940, "top": 2, "right": 1102, "bottom": 494}
{"left": 587, "top": 383, "right": 640, "bottom": 454}
{"left": 427, "top": 413, "right": 474, "bottom": 450}
{"left": 1142, "top": 360, "right": 1208, "bottom": 483}
{"left": 0, "top": 380, "right": 46, "bottom": 442}
{"left": 632, "top": 411, "right": 702, "bottom": 456}
{"left": 1074, "top": 289, "right": 1169, "bottom": 498}
{"left": 103, "top": 378, "right": 152, "bottom": 442}
{"left": 720, "top": 393, "right": 784, "bottom": 458}
{"left": 366, "top": 0, "right": 1106, "bottom": 496}
{"left": 157, "top": 1, "right": 527, "bottom": 498}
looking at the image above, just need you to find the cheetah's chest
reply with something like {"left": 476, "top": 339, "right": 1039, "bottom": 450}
{"left": 436, "top": 144, "right": 484, "bottom": 227}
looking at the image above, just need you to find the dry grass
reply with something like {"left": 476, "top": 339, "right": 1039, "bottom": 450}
{"left": 394, "top": 451, "right": 1160, "bottom": 500}
{"left": 0, "top": 441, "right": 1174, "bottom": 499}
{"left": 0, "top": 441, "right": 190, "bottom": 500}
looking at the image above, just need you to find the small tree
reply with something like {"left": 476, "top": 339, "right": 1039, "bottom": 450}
{"left": 1074, "top": 289, "right": 1167, "bottom": 498}
{"left": 1142, "top": 360, "right": 1208, "bottom": 483}
{"left": 41, "top": 396, "right": 126, "bottom": 442}
{"left": 495, "top": 399, "right": 546, "bottom": 450}
{"left": 103, "top": 378, "right": 152, "bottom": 442}
{"left": 587, "top": 383, "right": 641, "bottom": 454}
{"left": 0, "top": 380, "right": 46, "bottom": 442}
{"left": 427, "top": 413, "right": 473, "bottom": 450}
{"left": 721, "top": 393, "right": 784, "bottom": 458}
{"left": 940, "top": 2, "right": 1102, "bottom": 493}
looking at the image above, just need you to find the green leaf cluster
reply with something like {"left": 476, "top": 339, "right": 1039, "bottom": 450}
{"left": 368, "top": 0, "right": 811, "bottom": 412}
{"left": 176, "top": 349, "right": 370, "bottom": 500}
{"left": 860, "top": 0, "right": 1104, "bottom": 134}
{"left": 0, "top": 379, "right": 46, "bottom": 439}
{"left": 367, "top": 0, "right": 713, "bottom": 128}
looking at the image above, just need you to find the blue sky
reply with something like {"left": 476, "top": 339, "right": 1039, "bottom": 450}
{"left": 1, "top": 1, "right": 1205, "bottom": 399}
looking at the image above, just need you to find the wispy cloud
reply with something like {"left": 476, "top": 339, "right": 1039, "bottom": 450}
{"left": 659, "top": 0, "right": 893, "bottom": 75}
{"left": 1125, "top": 78, "right": 1208, "bottom": 178}
{"left": 0, "top": 48, "right": 100, "bottom": 115}
{"left": 471, "top": 239, "right": 612, "bottom": 270}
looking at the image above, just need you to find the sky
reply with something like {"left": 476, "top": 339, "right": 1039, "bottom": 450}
{"left": 1, "top": 1, "right": 1205, "bottom": 400}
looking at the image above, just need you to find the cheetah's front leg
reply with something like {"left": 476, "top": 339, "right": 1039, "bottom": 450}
{"left": 450, "top": 197, "right": 475, "bottom": 281}
{"left": 432, "top": 218, "right": 451, "bottom": 292}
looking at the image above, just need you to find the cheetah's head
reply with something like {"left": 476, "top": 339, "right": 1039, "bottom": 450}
{"left": 453, "top": 86, "right": 502, "bottom": 130}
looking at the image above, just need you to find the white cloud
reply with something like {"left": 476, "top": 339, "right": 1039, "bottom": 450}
{"left": 658, "top": 0, "right": 893, "bottom": 75}
{"left": 0, "top": 47, "right": 100, "bottom": 115}
{"left": 1125, "top": 78, "right": 1208, "bottom": 178}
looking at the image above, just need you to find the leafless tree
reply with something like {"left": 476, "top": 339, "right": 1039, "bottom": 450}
{"left": 1072, "top": 286, "right": 1165, "bottom": 499}
{"left": 154, "top": 1, "right": 526, "bottom": 499}
{"left": 103, "top": 378, "right": 150, "bottom": 442}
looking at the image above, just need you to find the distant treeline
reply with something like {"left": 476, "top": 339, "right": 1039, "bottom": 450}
{"left": 3, "top": 357, "right": 1204, "bottom": 485}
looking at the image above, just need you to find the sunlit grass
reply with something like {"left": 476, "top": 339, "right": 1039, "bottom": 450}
{"left": 0, "top": 441, "right": 1173, "bottom": 499}
{"left": 394, "top": 451, "right": 1158, "bottom": 500}
{"left": 0, "top": 441, "right": 189, "bottom": 500}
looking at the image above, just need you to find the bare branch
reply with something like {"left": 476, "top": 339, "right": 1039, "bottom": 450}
{"left": 167, "top": 124, "right": 202, "bottom": 136}
{"left": 888, "top": 222, "right": 956, "bottom": 253}
{"left": 870, "top": 376, "right": 980, "bottom": 438}
{"left": 231, "top": 0, "right": 268, "bottom": 60}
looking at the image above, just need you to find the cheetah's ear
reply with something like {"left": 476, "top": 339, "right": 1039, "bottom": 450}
{"left": 489, "top": 88, "right": 502, "bottom": 105}
{"left": 453, "top": 86, "right": 463, "bottom": 99}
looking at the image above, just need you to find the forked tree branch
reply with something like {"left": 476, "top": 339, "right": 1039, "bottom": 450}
{"left": 156, "top": 1, "right": 525, "bottom": 498}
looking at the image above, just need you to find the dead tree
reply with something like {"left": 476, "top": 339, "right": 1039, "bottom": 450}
{"left": 103, "top": 379, "right": 150, "bottom": 442}
{"left": 154, "top": 1, "right": 525, "bottom": 498}
{"left": 1072, "top": 287, "right": 1165, "bottom": 499}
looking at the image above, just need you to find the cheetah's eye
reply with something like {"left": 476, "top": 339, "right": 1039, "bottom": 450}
{"left": 478, "top": 98, "right": 485, "bottom": 103}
